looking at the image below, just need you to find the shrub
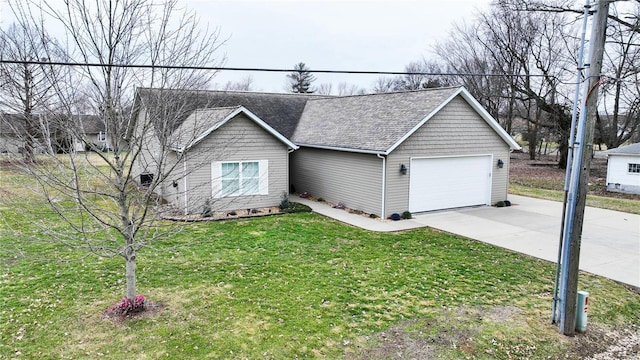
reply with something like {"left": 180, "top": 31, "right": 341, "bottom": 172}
{"left": 401, "top": 211, "right": 412, "bottom": 219}
{"left": 496, "top": 201, "right": 506, "bottom": 207}
{"left": 279, "top": 192, "right": 290, "bottom": 210}
{"left": 285, "top": 202, "right": 312, "bottom": 213}
{"left": 390, "top": 213, "right": 401, "bottom": 221}
{"left": 369, "top": 213, "right": 379, "bottom": 219}
{"left": 316, "top": 197, "right": 324, "bottom": 202}
{"left": 201, "top": 199, "right": 212, "bottom": 217}
{"left": 504, "top": 200, "right": 512, "bottom": 207}
{"left": 108, "top": 294, "right": 146, "bottom": 315}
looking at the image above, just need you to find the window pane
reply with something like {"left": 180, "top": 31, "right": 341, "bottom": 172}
{"left": 242, "top": 162, "right": 259, "bottom": 178}
{"left": 221, "top": 162, "right": 239, "bottom": 179}
{"left": 222, "top": 179, "right": 239, "bottom": 196}
{"left": 242, "top": 178, "right": 259, "bottom": 195}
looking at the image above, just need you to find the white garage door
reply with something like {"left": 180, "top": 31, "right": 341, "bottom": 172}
{"left": 409, "top": 155, "right": 492, "bottom": 212}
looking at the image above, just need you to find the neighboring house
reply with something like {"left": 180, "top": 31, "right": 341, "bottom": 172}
{"left": 70, "top": 115, "right": 112, "bottom": 152}
{"left": 0, "top": 114, "right": 27, "bottom": 154}
{"left": 0, "top": 113, "right": 109, "bottom": 153}
{"left": 605, "top": 142, "right": 640, "bottom": 195}
{"left": 133, "top": 86, "right": 521, "bottom": 217}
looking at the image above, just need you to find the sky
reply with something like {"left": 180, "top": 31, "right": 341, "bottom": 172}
{"left": 189, "top": 0, "right": 493, "bottom": 92}
{"left": 0, "top": 0, "right": 494, "bottom": 93}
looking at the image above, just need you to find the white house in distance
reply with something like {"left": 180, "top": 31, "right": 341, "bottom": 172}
{"left": 605, "top": 142, "right": 640, "bottom": 195}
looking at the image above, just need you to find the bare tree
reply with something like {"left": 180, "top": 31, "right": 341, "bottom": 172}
{"left": 316, "top": 83, "right": 333, "bottom": 95}
{"left": 6, "top": 0, "right": 224, "bottom": 306}
{"left": 336, "top": 82, "right": 366, "bottom": 96}
{"left": 481, "top": 2, "right": 575, "bottom": 166}
{"left": 0, "top": 23, "right": 65, "bottom": 161}
{"left": 220, "top": 76, "right": 254, "bottom": 91}
{"left": 392, "top": 60, "right": 452, "bottom": 91}
{"left": 436, "top": 1, "right": 577, "bottom": 167}
{"left": 435, "top": 21, "right": 516, "bottom": 129}
{"left": 503, "top": 0, "right": 640, "bottom": 150}
{"left": 371, "top": 77, "right": 395, "bottom": 93}
{"left": 597, "top": 2, "right": 640, "bottom": 148}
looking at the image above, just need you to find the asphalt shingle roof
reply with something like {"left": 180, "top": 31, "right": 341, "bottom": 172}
{"left": 136, "top": 89, "right": 313, "bottom": 139}
{"left": 136, "top": 86, "right": 520, "bottom": 154}
{"left": 1, "top": 113, "right": 102, "bottom": 136}
{"left": 291, "top": 87, "right": 461, "bottom": 152}
{"left": 606, "top": 142, "right": 640, "bottom": 155}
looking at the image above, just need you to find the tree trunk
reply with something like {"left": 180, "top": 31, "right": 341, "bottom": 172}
{"left": 528, "top": 123, "right": 538, "bottom": 160}
{"left": 558, "top": 137, "right": 568, "bottom": 169}
{"left": 125, "top": 248, "right": 137, "bottom": 300}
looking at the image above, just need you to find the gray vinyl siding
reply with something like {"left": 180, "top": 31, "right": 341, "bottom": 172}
{"left": 290, "top": 148, "right": 383, "bottom": 216}
{"left": 160, "top": 152, "right": 182, "bottom": 208}
{"left": 0, "top": 135, "right": 22, "bottom": 153}
{"left": 132, "top": 110, "right": 160, "bottom": 185}
{"left": 183, "top": 113, "right": 289, "bottom": 214}
{"left": 386, "top": 96, "right": 511, "bottom": 216}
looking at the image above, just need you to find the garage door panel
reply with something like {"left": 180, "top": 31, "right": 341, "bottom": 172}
{"left": 409, "top": 156, "right": 492, "bottom": 212}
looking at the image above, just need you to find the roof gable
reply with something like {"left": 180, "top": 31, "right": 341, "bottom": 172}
{"left": 171, "top": 106, "right": 298, "bottom": 152}
{"left": 291, "top": 87, "right": 520, "bottom": 154}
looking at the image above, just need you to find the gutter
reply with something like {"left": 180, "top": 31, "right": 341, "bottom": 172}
{"left": 377, "top": 153, "right": 386, "bottom": 218}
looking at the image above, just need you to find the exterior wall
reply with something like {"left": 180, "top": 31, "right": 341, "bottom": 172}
{"left": 72, "top": 132, "right": 111, "bottom": 152}
{"left": 606, "top": 155, "right": 640, "bottom": 194}
{"left": 0, "top": 135, "right": 23, "bottom": 153}
{"left": 386, "top": 96, "right": 511, "bottom": 216}
{"left": 131, "top": 109, "right": 163, "bottom": 190}
{"left": 160, "top": 151, "right": 183, "bottom": 209}
{"left": 290, "top": 148, "right": 383, "bottom": 216}
{"left": 184, "top": 113, "right": 289, "bottom": 214}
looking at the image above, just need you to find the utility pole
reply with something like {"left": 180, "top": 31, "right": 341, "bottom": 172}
{"left": 558, "top": 0, "right": 611, "bottom": 336}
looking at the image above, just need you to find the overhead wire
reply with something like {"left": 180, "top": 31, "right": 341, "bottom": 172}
{"left": 0, "top": 59, "right": 552, "bottom": 78}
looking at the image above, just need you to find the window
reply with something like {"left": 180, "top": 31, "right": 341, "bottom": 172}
{"left": 629, "top": 163, "right": 640, "bottom": 174}
{"left": 214, "top": 160, "right": 268, "bottom": 197}
{"left": 98, "top": 131, "right": 106, "bottom": 142}
{"left": 140, "top": 173, "right": 154, "bottom": 187}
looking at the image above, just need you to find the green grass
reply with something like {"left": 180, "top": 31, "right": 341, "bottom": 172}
{"left": 510, "top": 184, "right": 640, "bottom": 215}
{"left": 2, "top": 210, "right": 640, "bottom": 358}
{"left": 1, "top": 163, "right": 639, "bottom": 359}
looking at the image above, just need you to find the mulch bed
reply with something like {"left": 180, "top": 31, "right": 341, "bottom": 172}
{"left": 158, "top": 205, "right": 283, "bottom": 222}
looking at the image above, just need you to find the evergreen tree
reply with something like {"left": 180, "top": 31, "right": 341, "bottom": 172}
{"left": 287, "top": 62, "right": 316, "bottom": 93}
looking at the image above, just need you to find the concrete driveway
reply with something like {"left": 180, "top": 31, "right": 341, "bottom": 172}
{"left": 294, "top": 194, "right": 640, "bottom": 288}
{"left": 411, "top": 195, "right": 640, "bottom": 288}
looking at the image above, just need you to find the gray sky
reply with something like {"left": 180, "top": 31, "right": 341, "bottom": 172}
{"left": 192, "top": 0, "right": 493, "bottom": 92}
{"left": 0, "top": 0, "right": 494, "bottom": 93}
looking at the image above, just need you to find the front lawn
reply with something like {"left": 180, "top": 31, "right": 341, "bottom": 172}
{"left": 1, "top": 160, "right": 639, "bottom": 359}
{"left": 2, "top": 209, "right": 639, "bottom": 358}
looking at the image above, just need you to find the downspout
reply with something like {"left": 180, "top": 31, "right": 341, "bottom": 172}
{"left": 377, "top": 153, "right": 386, "bottom": 218}
{"left": 183, "top": 152, "right": 188, "bottom": 215}
{"left": 288, "top": 147, "right": 295, "bottom": 194}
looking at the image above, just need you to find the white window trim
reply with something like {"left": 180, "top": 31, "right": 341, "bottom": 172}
{"left": 628, "top": 163, "right": 640, "bottom": 174}
{"left": 98, "top": 131, "right": 107, "bottom": 142}
{"left": 212, "top": 160, "right": 268, "bottom": 198}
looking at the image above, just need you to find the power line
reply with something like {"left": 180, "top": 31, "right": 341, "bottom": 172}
{"left": 0, "top": 59, "right": 549, "bottom": 78}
